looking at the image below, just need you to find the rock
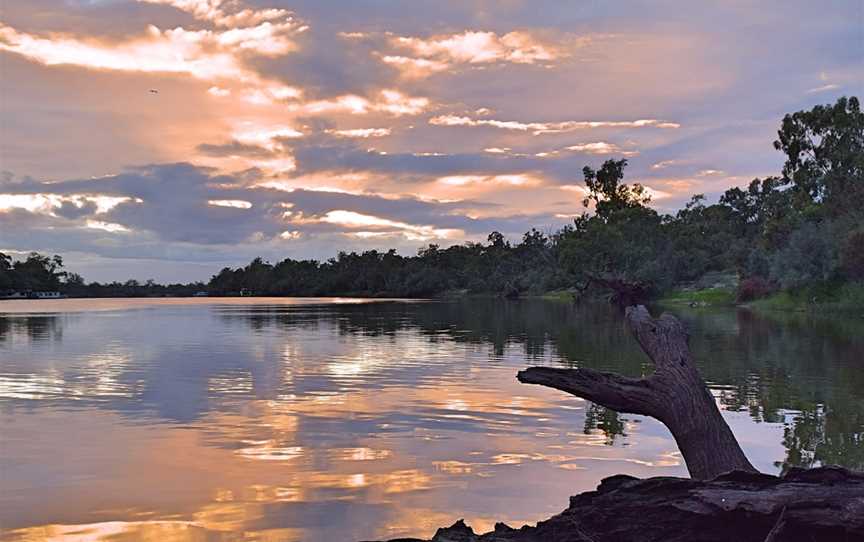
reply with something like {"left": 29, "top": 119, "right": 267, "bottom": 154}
{"left": 373, "top": 466, "right": 864, "bottom": 542}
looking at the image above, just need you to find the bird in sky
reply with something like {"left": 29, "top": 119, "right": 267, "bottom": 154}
{"left": 149, "top": 89, "right": 159, "bottom": 94}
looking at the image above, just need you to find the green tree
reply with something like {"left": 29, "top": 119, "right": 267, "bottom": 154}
{"left": 12, "top": 253, "right": 66, "bottom": 290}
{"left": 581, "top": 159, "right": 651, "bottom": 222}
{"left": 558, "top": 159, "right": 669, "bottom": 303}
{"left": 0, "top": 252, "right": 14, "bottom": 291}
{"left": 774, "top": 96, "right": 864, "bottom": 216}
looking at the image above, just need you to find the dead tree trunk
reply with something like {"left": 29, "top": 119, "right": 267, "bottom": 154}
{"left": 517, "top": 305, "right": 756, "bottom": 480}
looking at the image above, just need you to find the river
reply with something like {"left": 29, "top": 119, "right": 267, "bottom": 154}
{"left": 1, "top": 298, "right": 861, "bottom": 541}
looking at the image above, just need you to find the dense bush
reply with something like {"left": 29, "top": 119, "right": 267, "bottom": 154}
{"left": 769, "top": 221, "right": 840, "bottom": 289}
{"left": 737, "top": 276, "right": 776, "bottom": 302}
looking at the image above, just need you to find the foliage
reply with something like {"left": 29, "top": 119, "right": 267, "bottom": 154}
{"left": 749, "top": 281, "right": 864, "bottom": 313}
{"left": 774, "top": 96, "right": 864, "bottom": 216}
{"left": 736, "top": 276, "right": 775, "bottom": 303}
{"left": 662, "top": 287, "right": 737, "bottom": 306}
{"left": 0, "top": 252, "right": 67, "bottom": 292}
{"left": 769, "top": 221, "right": 839, "bottom": 289}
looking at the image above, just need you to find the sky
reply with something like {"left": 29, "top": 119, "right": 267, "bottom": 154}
{"left": 1, "top": 0, "right": 862, "bottom": 282}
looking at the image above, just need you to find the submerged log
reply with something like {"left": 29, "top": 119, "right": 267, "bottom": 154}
{"left": 518, "top": 305, "right": 755, "bottom": 480}
{"left": 373, "top": 466, "right": 864, "bottom": 542}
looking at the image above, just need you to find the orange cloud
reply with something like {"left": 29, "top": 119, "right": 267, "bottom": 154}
{"left": 0, "top": 20, "right": 302, "bottom": 81}
{"left": 388, "top": 30, "right": 563, "bottom": 73}
{"left": 293, "top": 90, "right": 429, "bottom": 116}
{"left": 379, "top": 55, "right": 450, "bottom": 77}
{"left": 138, "top": 0, "right": 300, "bottom": 29}
{"left": 290, "top": 210, "right": 463, "bottom": 241}
{"left": 437, "top": 174, "right": 542, "bottom": 187}
{"left": 325, "top": 128, "right": 392, "bottom": 138}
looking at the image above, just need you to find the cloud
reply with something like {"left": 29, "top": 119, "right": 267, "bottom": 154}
{"left": 195, "top": 141, "right": 280, "bottom": 158}
{"left": 137, "top": 0, "right": 297, "bottom": 28}
{"left": 290, "top": 209, "right": 464, "bottom": 241}
{"left": 806, "top": 83, "right": 841, "bottom": 94}
{"left": 394, "top": 31, "right": 559, "bottom": 64}
{"left": 563, "top": 142, "right": 637, "bottom": 155}
{"left": 437, "top": 174, "right": 541, "bottom": 188}
{"left": 85, "top": 220, "right": 132, "bottom": 233}
{"left": 650, "top": 160, "right": 681, "bottom": 170}
{"left": 238, "top": 84, "right": 304, "bottom": 105}
{"left": 372, "top": 30, "right": 580, "bottom": 78}
{"left": 207, "top": 85, "right": 231, "bottom": 97}
{"left": 208, "top": 199, "right": 253, "bottom": 209}
{"left": 292, "top": 89, "right": 430, "bottom": 116}
{"left": 429, "top": 114, "right": 680, "bottom": 134}
{"left": 325, "top": 128, "right": 392, "bottom": 138}
{"left": 0, "top": 19, "right": 304, "bottom": 82}
{"left": 0, "top": 193, "right": 135, "bottom": 216}
{"left": 379, "top": 55, "right": 450, "bottom": 78}
{"left": 0, "top": 163, "right": 526, "bottom": 255}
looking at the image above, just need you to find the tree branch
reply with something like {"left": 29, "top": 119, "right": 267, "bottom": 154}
{"left": 518, "top": 305, "right": 757, "bottom": 479}
{"left": 517, "top": 367, "right": 658, "bottom": 417}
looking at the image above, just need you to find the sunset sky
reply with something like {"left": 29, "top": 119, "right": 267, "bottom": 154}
{"left": 1, "top": 0, "right": 862, "bottom": 282}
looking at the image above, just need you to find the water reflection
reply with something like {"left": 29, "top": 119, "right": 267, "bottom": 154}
{"left": 0, "top": 315, "right": 62, "bottom": 343}
{"left": 0, "top": 298, "right": 861, "bottom": 541}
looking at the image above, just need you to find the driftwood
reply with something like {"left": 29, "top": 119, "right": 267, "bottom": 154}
{"left": 374, "top": 466, "right": 864, "bottom": 542}
{"left": 518, "top": 305, "right": 755, "bottom": 480}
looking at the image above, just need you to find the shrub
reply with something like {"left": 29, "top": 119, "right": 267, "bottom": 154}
{"left": 737, "top": 276, "right": 776, "bottom": 302}
{"left": 769, "top": 221, "right": 839, "bottom": 288}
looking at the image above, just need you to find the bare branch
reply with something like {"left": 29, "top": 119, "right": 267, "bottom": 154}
{"left": 518, "top": 305, "right": 756, "bottom": 479}
{"left": 517, "top": 367, "right": 658, "bottom": 417}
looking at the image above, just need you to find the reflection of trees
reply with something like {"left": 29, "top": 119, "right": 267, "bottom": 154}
{"left": 583, "top": 403, "right": 627, "bottom": 445}
{"left": 0, "top": 315, "right": 61, "bottom": 343}
{"left": 779, "top": 405, "right": 864, "bottom": 472}
{"left": 672, "top": 308, "right": 864, "bottom": 472}
{"left": 225, "top": 300, "right": 864, "bottom": 470}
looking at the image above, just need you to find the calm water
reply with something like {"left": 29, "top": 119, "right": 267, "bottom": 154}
{"left": 0, "top": 298, "right": 862, "bottom": 541}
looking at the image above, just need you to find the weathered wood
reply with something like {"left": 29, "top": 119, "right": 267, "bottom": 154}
{"left": 373, "top": 467, "right": 864, "bottom": 542}
{"left": 517, "top": 305, "right": 755, "bottom": 480}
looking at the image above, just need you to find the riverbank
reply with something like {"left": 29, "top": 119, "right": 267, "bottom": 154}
{"left": 659, "top": 281, "right": 864, "bottom": 314}
{"left": 371, "top": 467, "right": 864, "bottom": 542}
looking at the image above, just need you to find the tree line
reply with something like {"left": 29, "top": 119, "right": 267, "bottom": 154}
{"left": 3, "top": 97, "right": 862, "bottom": 301}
